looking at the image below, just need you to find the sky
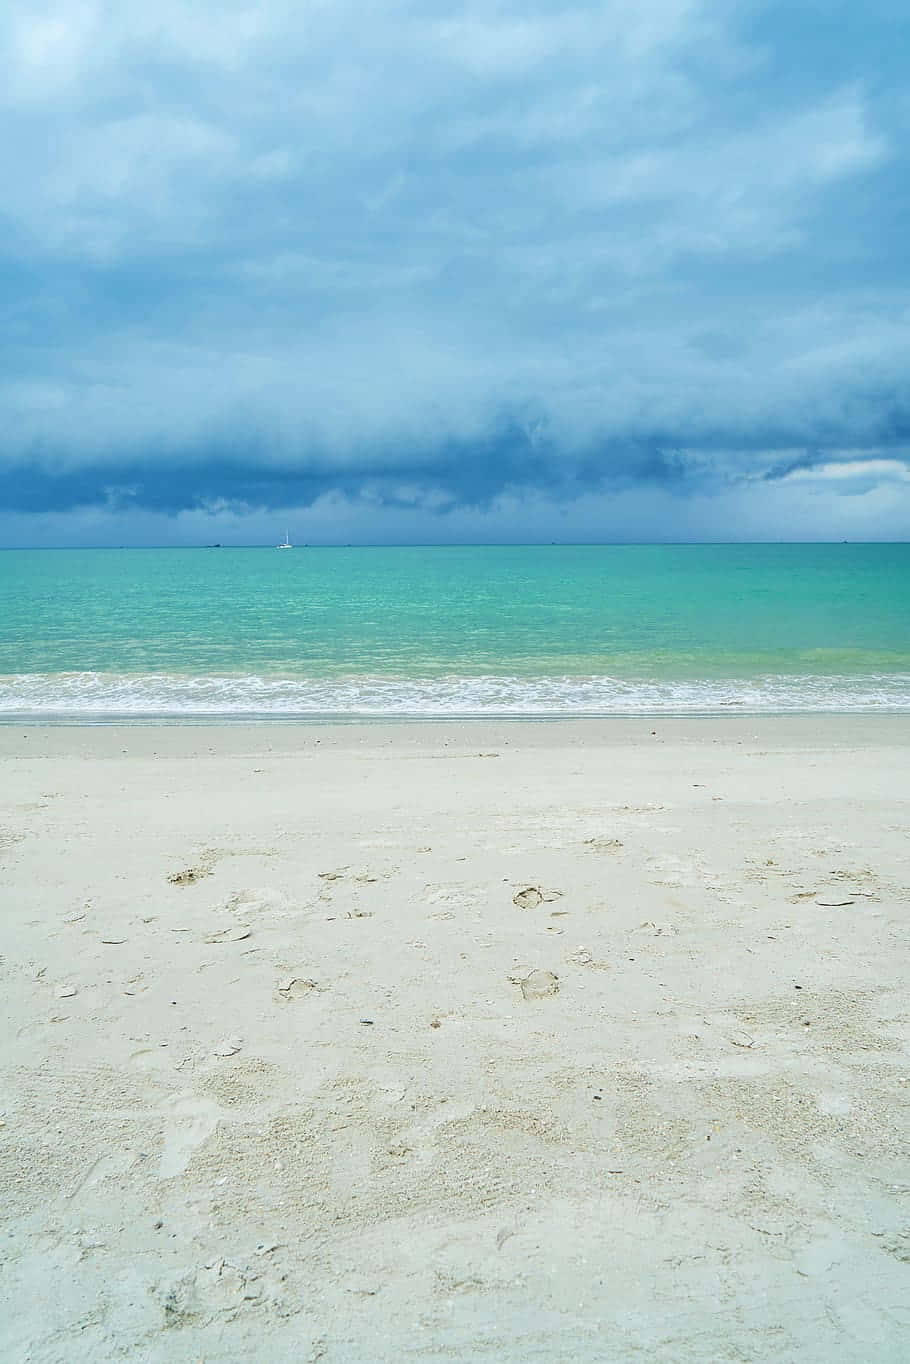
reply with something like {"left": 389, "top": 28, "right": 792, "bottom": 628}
{"left": 1, "top": 0, "right": 908, "bottom": 546}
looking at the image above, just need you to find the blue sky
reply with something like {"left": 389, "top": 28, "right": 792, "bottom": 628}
{"left": 1, "top": 0, "right": 908, "bottom": 545}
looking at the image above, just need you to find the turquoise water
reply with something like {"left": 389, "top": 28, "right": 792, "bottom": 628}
{"left": 0, "top": 544, "right": 908, "bottom": 716}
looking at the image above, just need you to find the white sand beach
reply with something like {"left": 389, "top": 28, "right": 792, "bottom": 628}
{"left": 1, "top": 717, "right": 909, "bottom": 1362}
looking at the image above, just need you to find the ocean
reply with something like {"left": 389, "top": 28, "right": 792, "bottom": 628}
{"left": 1, "top": 544, "right": 908, "bottom": 719}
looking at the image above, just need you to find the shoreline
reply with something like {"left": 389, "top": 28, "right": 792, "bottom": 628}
{"left": 3, "top": 704, "right": 910, "bottom": 726}
{"left": 2, "top": 711, "right": 910, "bottom": 749}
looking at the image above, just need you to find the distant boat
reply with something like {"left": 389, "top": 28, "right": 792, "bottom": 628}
{"left": 277, "top": 530, "right": 293, "bottom": 550}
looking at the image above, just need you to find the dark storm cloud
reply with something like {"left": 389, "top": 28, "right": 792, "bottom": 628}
{"left": 0, "top": 0, "right": 908, "bottom": 540}
{"left": 0, "top": 423, "right": 689, "bottom": 515}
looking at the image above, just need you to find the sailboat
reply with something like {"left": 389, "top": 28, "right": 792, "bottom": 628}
{"left": 277, "top": 529, "right": 293, "bottom": 550}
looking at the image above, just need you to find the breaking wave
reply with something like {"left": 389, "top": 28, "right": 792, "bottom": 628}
{"left": 1, "top": 671, "right": 909, "bottom": 719}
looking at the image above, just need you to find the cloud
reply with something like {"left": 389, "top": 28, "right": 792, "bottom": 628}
{"left": 0, "top": 0, "right": 908, "bottom": 540}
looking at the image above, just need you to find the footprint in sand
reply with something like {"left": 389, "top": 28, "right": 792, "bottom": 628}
{"left": 513, "top": 887, "right": 563, "bottom": 909}
{"left": 204, "top": 924, "right": 253, "bottom": 943}
{"left": 645, "top": 855, "right": 703, "bottom": 888}
{"left": 168, "top": 865, "right": 211, "bottom": 887}
{"left": 515, "top": 969, "right": 560, "bottom": 1000}
{"left": 583, "top": 837, "right": 625, "bottom": 854}
{"left": 158, "top": 1093, "right": 222, "bottom": 1178}
{"left": 566, "top": 946, "right": 610, "bottom": 969}
{"left": 68, "top": 1147, "right": 137, "bottom": 1200}
{"left": 225, "top": 887, "right": 289, "bottom": 917}
{"left": 129, "top": 1047, "right": 179, "bottom": 1073}
{"left": 419, "top": 884, "right": 483, "bottom": 910}
{"left": 275, "top": 975, "right": 324, "bottom": 1002}
{"left": 634, "top": 921, "right": 679, "bottom": 937}
{"left": 159, "top": 1257, "right": 288, "bottom": 1327}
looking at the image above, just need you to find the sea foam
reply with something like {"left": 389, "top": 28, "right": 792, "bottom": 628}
{"left": 1, "top": 671, "right": 909, "bottom": 718}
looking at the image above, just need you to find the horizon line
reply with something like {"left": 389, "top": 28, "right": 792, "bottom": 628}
{"left": 1, "top": 539, "right": 907, "bottom": 552}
